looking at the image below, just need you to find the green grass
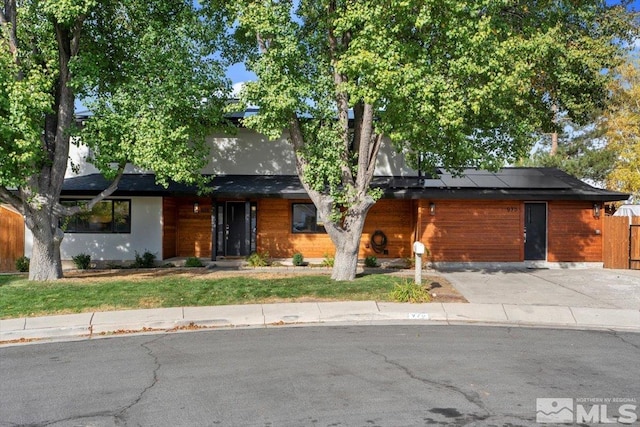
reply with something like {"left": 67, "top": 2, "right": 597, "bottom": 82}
{"left": 0, "top": 273, "right": 401, "bottom": 319}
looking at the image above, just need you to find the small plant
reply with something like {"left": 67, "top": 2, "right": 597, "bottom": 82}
{"left": 246, "top": 251, "right": 270, "bottom": 267}
{"left": 364, "top": 255, "right": 378, "bottom": 268}
{"left": 131, "top": 250, "right": 156, "bottom": 268}
{"left": 321, "top": 253, "right": 334, "bottom": 267}
{"left": 404, "top": 256, "right": 415, "bottom": 269}
{"left": 72, "top": 253, "right": 91, "bottom": 270}
{"left": 15, "top": 256, "right": 29, "bottom": 272}
{"left": 292, "top": 252, "right": 304, "bottom": 266}
{"left": 389, "top": 279, "right": 431, "bottom": 303}
{"left": 184, "top": 257, "right": 204, "bottom": 268}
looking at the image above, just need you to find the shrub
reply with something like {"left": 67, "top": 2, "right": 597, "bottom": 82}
{"left": 72, "top": 253, "right": 91, "bottom": 270}
{"left": 184, "top": 257, "right": 204, "bottom": 268}
{"left": 15, "top": 256, "right": 29, "bottom": 272}
{"left": 404, "top": 257, "right": 415, "bottom": 269}
{"left": 364, "top": 256, "right": 378, "bottom": 268}
{"left": 246, "top": 251, "right": 270, "bottom": 267}
{"left": 131, "top": 250, "right": 156, "bottom": 268}
{"left": 321, "top": 253, "right": 334, "bottom": 267}
{"left": 389, "top": 279, "right": 431, "bottom": 303}
{"left": 292, "top": 253, "right": 304, "bottom": 266}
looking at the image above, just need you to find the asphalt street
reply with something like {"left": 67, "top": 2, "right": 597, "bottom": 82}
{"left": 1, "top": 325, "right": 639, "bottom": 426}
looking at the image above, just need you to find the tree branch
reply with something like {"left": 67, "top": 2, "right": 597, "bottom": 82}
{"left": 355, "top": 103, "right": 379, "bottom": 193}
{"left": 0, "top": 1, "right": 18, "bottom": 57}
{"left": 0, "top": 187, "right": 24, "bottom": 214}
{"left": 53, "top": 165, "right": 126, "bottom": 217}
{"left": 326, "top": 1, "right": 353, "bottom": 188}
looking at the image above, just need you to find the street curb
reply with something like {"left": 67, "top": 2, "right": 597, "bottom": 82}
{"left": 1, "top": 303, "right": 639, "bottom": 346}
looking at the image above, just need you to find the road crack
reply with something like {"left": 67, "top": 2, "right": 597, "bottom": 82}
{"left": 115, "top": 335, "right": 164, "bottom": 425}
{"left": 365, "top": 348, "right": 492, "bottom": 422}
{"left": 606, "top": 329, "right": 640, "bottom": 351}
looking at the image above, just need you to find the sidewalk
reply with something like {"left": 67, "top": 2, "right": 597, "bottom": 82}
{"left": 2, "top": 300, "right": 639, "bottom": 345}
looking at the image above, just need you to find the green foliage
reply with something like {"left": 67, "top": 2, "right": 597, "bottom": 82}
{"left": 404, "top": 257, "right": 415, "bottom": 269}
{"left": 184, "top": 257, "right": 204, "bottom": 268}
{"left": 131, "top": 250, "right": 156, "bottom": 269}
{"left": 224, "top": 0, "right": 637, "bottom": 280}
{"left": 519, "top": 123, "right": 616, "bottom": 185}
{"left": 0, "top": 1, "right": 230, "bottom": 280}
{"left": 292, "top": 253, "right": 305, "bottom": 266}
{"left": 321, "top": 253, "right": 335, "bottom": 268}
{"left": 389, "top": 279, "right": 432, "bottom": 303}
{"left": 15, "top": 257, "right": 30, "bottom": 273}
{"left": 246, "top": 251, "right": 270, "bottom": 267}
{"left": 72, "top": 253, "right": 92, "bottom": 270}
{"left": 364, "top": 256, "right": 378, "bottom": 268}
{"left": 229, "top": 1, "right": 636, "bottom": 174}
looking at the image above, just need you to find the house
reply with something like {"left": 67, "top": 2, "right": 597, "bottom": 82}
{"left": 14, "top": 126, "right": 629, "bottom": 270}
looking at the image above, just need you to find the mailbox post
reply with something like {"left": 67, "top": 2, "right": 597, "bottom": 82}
{"left": 413, "top": 241, "right": 425, "bottom": 284}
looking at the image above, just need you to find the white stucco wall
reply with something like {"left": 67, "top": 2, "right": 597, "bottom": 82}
{"left": 67, "top": 128, "right": 418, "bottom": 178}
{"left": 66, "top": 138, "right": 149, "bottom": 178}
{"left": 25, "top": 197, "right": 163, "bottom": 262}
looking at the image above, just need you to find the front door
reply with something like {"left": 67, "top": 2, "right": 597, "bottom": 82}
{"left": 524, "top": 202, "right": 547, "bottom": 261}
{"left": 215, "top": 201, "right": 256, "bottom": 258}
{"left": 226, "top": 202, "right": 248, "bottom": 256}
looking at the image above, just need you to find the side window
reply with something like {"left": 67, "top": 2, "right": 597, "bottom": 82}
{"left": 292, "top": 203, "right": 325, "bottom": 233}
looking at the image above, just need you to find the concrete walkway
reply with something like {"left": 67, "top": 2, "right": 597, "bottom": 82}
{"left": 1, "top": 268, "right": 639, "bottom": 345}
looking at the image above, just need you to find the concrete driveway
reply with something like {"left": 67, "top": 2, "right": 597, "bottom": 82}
{"left": 439, "top": 268, "right": 640, "bottom": 309}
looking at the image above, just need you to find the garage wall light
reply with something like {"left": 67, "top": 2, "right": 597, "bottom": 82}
{"left": 593, "top": 203, "right": 600, "bottom": 218}
{"left": 429, "top": 202, "right": 436, "bottom": 216}
{"left": 193, "top": 202, "right": 200, "bottom": 214}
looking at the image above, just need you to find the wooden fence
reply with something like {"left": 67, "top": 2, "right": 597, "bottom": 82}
{"left": 0, "top": 206, "right": 25, "bottom": 272}
{"left": 603, "top": 215, "right": 640, "bottom": 269}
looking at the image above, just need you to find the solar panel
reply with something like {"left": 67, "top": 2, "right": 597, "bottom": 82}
{"left": 439, "top": 175, "right": 476, "bottom": 187}
{"left": 467, "top": 174, "right": 510, "bottom": 188}
{"left": 499, "top": 175, "right": 570, "bottom": 189}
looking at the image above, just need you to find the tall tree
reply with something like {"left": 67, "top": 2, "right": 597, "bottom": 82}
{"left": 216, "top": 0, "right": 636, "bottom": 281}
{"left": 0, "top": 1, "right": 229, "bottom": 280}
{"left": 604, "top": 57, "right": 640, "bottom": 201}
{"left": 519, "top": 121, "right": 617, "bottom": 186}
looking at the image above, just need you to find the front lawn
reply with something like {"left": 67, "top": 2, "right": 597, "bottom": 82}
{"left": 0, "top": 268, "right": 466, "bottom": 319}
{"left": 0, "top": 269, "right": 457, "bottom": 319}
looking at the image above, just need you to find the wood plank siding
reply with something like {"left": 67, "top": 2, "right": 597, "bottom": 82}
{"left": 417, "top": 200, "right": 523, "bottom": 262}
{"left": 163, "top": 198, "right": 212, "bottom": 258}
{"left": 0, "top": 206, "right": 25, "bottom": 272}
{"left": 547, "top": 201, "right": 602, "bottom": 262}
{"left": 257, "top": 199, "right": 414, "bottom": 258}
{"left": 416, "top": 200, "right": 603, "bottom": 263}
{"left": 163, "top": 196, "right": 607, "bottom": 263}
{"left": 162, "top": 198, "right": 177, "bottom": 259}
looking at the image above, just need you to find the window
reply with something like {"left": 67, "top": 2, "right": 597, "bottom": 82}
{"left": 292, "top": 203, "right": 325, "bottom": 233}
{"left": 61, "top": 199, "right": 131, "bottom": 233}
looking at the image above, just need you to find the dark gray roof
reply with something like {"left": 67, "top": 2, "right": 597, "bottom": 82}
{"left": 61, "top": 168, "right": 630, "bottom": 202}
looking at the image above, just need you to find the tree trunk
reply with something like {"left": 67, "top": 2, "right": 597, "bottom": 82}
{"left": 28, "top": 210, "right": 63, "bottom": 281}
{"left": 327, "top": 202, "right": 372, "bottom": 281}
{"left": 330, "top": 233, "right": 361, "bottom": 281}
